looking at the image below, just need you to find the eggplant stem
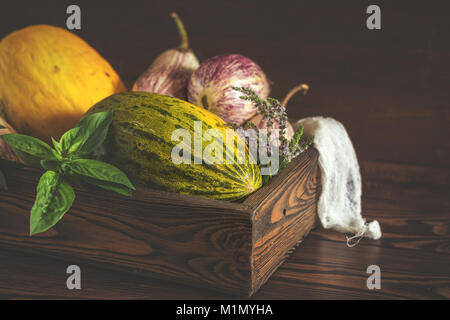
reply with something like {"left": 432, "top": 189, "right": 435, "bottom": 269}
{"left": 171, "top": 12, "right": 189, "bottom": 49}
{"left": 282, "top": 83, "right": 310, "bottom": 107}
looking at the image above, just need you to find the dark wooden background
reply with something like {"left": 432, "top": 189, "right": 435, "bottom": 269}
{"left": 0, "top": 0, "right": 449, "bottom": 299}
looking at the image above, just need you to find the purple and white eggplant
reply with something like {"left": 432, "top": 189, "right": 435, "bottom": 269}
{"left": 132, "top": 13, "right": 200, "bottom": 99}
{"left": 187, "top": 54, "right": 270, "bottom": 125}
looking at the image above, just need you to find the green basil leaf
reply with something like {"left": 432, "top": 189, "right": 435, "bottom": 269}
{"left": 90, "top": 180, "right": 133, "bottom": 196}
{"left": 59, "top": 126, "right": 82, "bottom": 155}
{"left": 51, "top": 137, "right": 62, "bottom": 154}
{"left": 0, "top": 134, "right": 58, "bottom": 166}
{"left": 30, "top": 171, "right": 75, "bottom": 236}
{"left": 0, "top": 125, "right": 6, "bottom": 129}
{"left": 0, "top": 170, "right": 7, "bottom": 190}
{"left": 64, "top": 171, "right": 132, "bottom": 196}
{"left": 13, "top": 150, "right": 45, "bottom": 168}
{"left": 75, "top": 174, "right": 132, "bottom": 196}
{"left": 65, "top": 159, "right": 135, "bottom": 191}
{"left": 40, "top": 159, "right": 60, "bottom": 171}
{"left": 60, "top": 111, "right": 113, "bottom": 156}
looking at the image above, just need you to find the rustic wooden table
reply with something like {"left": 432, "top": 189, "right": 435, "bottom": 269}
{"left": 0, "top": 0, "right": 449, "bottom": 299}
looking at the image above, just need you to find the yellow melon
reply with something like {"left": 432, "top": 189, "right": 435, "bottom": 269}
{"left": 0, "top": 25, "right": 126, "bottom": 141}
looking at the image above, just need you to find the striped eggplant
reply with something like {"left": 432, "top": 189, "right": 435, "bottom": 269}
{"left": 132, "top": 13, "right": 199, "bottom": 100}
{"left": 187, "top": 54, "right": 270, "bottom": 125}
{"left": 85, "top": 92, "right": 262, "bottom": 201}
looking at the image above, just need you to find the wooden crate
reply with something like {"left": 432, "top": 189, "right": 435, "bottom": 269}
{"left": 0, "top": 147, "right": 320, "bottom": 296}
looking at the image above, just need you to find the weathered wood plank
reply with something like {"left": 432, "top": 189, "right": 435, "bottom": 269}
{"left": 245, "top": 148, "right": 320, "bottom": 294}
{"left": 0, "top": 148, "right": 320, "bottom": 296}
{"left": 253, "top": 236, "right": 450, "bottom": 300}
{"left": 0, "top": 164, "right": 253, "bottom": 295}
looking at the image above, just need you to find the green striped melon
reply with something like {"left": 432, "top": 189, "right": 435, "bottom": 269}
{"left": 85, "top": 92, "right": 262, "bottom": 201}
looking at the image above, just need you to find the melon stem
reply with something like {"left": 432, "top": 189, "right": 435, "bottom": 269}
{"left": 282, "top": 83, "right": 310, "bottom": 107}
{"left": 171, "top": 12, "right": 189, "bottom": 49}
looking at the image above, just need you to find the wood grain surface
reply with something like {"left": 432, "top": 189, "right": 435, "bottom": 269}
{"left": 0, "top": 0, "right": 449, "bottom": 299}
{"left": 246, "top": 148, "right": 320, "bottom": 294}
{"left": 0, "top": 162, "right": 251, "bottom": 295}
{"left": 0, "top": 148, "right": 320, "bottom": 296}
{"left": 0, "top": 161, "right": 448, "bottom": 300}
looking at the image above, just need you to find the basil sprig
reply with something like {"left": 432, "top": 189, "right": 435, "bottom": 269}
{"left": 29, "top": 171, "right": 75, "bottom": 236}
{"left": 0, "top": 111, "right": 135, "bottom": 236}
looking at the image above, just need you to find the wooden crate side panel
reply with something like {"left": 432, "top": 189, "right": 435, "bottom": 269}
{"left": 247, "top": 148, "right": 321, "bottom": 294}
{"left": 0, "top": 167, "right": 253, "bottom": 295}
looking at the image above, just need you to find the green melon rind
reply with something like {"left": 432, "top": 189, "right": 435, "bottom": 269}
{"left": 86, "top": 92, "right": 262, "bottom": 201}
